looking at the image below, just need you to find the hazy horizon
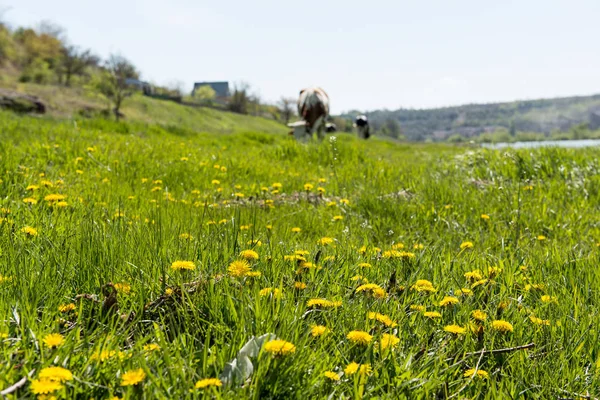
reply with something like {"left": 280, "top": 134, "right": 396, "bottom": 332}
{"left": 3, "top": 0, "right": 600, "bottom": 114}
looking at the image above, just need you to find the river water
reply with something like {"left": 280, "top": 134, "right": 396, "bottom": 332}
{"left": 481, "top": 139, "right": 600, "bottom": 149}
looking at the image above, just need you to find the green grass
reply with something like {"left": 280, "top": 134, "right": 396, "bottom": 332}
{"left": 1, "top": 109, "right": 599, "bottom": 399}
{"left": 0, "top": 82, "right": 287, "bottom": 135}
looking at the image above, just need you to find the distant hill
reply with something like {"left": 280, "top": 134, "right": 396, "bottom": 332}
{"left": 340, "top": 94, "right": 600, "bottom": 141}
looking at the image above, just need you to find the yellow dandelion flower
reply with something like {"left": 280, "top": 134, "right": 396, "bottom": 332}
{"left": 439, "top": 296, "right": 460, "bottom": 307}
{"left": 458, "top": 288, "right": 473, "bottom": 296}
{"left": 443, "top": 325, "right": 466, "bottom": 335}
{"left": 463, "top": 368, "right": 489, "bottom": 379}
{"left": 471, "top": 309, "right": 487, "bottom": 322}
{"left": 284, "top": 254, "right": 306, "bottom": 262}
{"left": 23, "top": 197, "right": 38, "bottom": 205}
{"left": 44, "top": 194, "right": 66, "bottom": 202}
{"left": 228, "top": 260, "right": 251, "bottom": 277}
{"left": 143, "top": 343, "right": 161, "bottom": 351}
{"left": 170, "top": 260, "right": 196, "bottom": 271}
{"left": 410, "top": 305, "right": 426, "bottom": 312}
{"left": 120, "top": 368, "right": 146, "bottom": 386}
{"left": 491, "top": 320, "right": 513, "bottom": 333}
{"left": 58, "top": 304, "right": 76, "bottom": 313}
{"left": 311, "top": 325, "right": 329, "bottom": 337}
{"left": 263, "top": 339, "right": 296, "bottom": 355}
{"left": 380, "top": 333, "right": 400, "bottom": 351}
{"left": 346, "top": 330, "right": 372, "bottom": 345}
{"left": 318, "top": 237, "right": 334, "bottom": 246}
{"left": 411, "top": 279, "right": 437, "bottom": 293}
{"left": 303, "top": 183, "right": 314, "bottom": 191}
{"left": 471, "top": 278, "right": 490, "bottom": 289}
{"left": 239, "top": 250, "right": 259, "bottom": 261}
{"left": 291, "top": 227, "right": 301, "bottom": 233}
{"left": 464, "top": 270, "right": 483, "bottom": 281}
{"left": 30, "top": 379, "right": 63, "bottom": 395}
{"left": 294, "top": 282, "right": 307, "bottom": 290}
{"left": 537, "top": 235, "right": 546, "bottom": 241}
{"left": 114, "top": 283, "right": 131, "bottom": 294}
{"left": 413, "top": 243, "right": 425, "bottom": 250}
{"left": 524, "top": 283, "right": 545, "bottom": 291}
{"left": 324, "top": 371, "right": 340, "bottom": 381}
{"left": 90, "top": 349, "right": 116, "bottom": 362}
{"left": 306, "top": 298, "right": 342, "bottom": 308}
{"left": 332, "top": 215, "right": 344, "bottom": 221}
{"left": 529, "top": 316, "right": 550, "bottom": 326}
{"left": 460, "top": 241, "right": 474, "bottom": 250}
{"left": 358, "top": 262, "right": 372, "bottom": 269}
{"left": 38, "top": 366, "right": 73, "bottom": 382}
{"left": 367, "top": 312, "right": 397, "bottom": 327}
{"left": 356, "top": 283, "right": 387, "bottom": 298}
{"left": 481, "top": 214, "right": 490, "bottom": 220}
{"left": 21, "top": 226, "right": 38, "bottom": 237}
{"left": 26, "top": 184, "right": 39, "bottom": 191}
{"left": 423, "top": 311, "right": 442, "bottom": 319}
{"left": 42, "top": 333, "right": 65, "bottom": 348}
{"left": 259, "top": 287, "right": 282, "bottom": 299}
{"left": 344, "top": 362, "right": 372, "bottom": 376}
{"left": 179, "top": 233, "right": 193, "bottom": 240}
{"left": 247, "top": 239, "right": 262, "bottom": 246}
{"left": 194, "top": 378, "right": 222, "bottom": 389}
{"left": 540, "top": 295, "right": 558, "bottom": 304}
{"left": 339, "top": 198, "right": 350, "bottom": 205}
{"left": 344, "top": 362, "right": 359, "bottom": 375}
{"left": 272, "top": 182, "right": 283, "bottom": 189}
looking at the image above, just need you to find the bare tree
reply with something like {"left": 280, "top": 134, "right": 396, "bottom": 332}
{"left": 58, "top": 45, "right": 99, "bottom": 86}
{"left": 277, "top": 97, "right": 296, "bottom": 124}
{"left": 95, "top": 54, "right": 139, "bottom": 121}
{"left": 36, "top": 20, "right": 66, "bottom": 41}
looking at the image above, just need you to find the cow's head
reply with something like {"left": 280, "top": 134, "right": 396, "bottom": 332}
{"left": 287, "top": 120, "right": 308, "bottom": 140}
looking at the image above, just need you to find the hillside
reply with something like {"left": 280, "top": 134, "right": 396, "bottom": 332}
{"left": 341, "top": 94, "right": 600, "bottom": 141}
{"left": 0, "top": 81, "right": 288, "bottom": 135}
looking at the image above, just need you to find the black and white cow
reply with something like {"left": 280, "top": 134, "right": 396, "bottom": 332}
{"left": 354, "top": 115, "right": 370, "bottom": 139}
{"left": 288, "top": 87, "right": 330, "bottom": 140}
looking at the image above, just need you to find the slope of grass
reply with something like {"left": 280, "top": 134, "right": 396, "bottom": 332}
{"left": 0, "top": 82, "right": 288, "bottom": 135}
{"left": 0, "top": 111, "right": 599, "bottom": 398}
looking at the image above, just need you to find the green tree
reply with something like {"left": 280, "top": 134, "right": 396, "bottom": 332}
{"left": 228, "top": 82, "right": 250, "bottom": 114}
{"left": 95, "top": 54, "right": 139, "bottom": 121}
{"left": 193, "top": 85, "right": 216, "bottom": 105}
{"left": 0, "top": 23, "right": 17, "bottom": 65}
{"left": 57, "top": 45, "right": 99, "bottom": 86}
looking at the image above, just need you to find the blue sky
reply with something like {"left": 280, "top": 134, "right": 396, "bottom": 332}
{"left": 3, "top": 0, "right": 600, "bottom": 113}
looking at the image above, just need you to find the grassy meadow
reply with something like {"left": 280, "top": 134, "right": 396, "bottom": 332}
{"left": 1, "top": 109, "right": 600, "bottom": 399}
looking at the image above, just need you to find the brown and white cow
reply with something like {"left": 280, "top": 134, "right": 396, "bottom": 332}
{"left": 288, "top": 87, "right": 330, "bottom": 140}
